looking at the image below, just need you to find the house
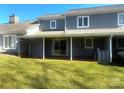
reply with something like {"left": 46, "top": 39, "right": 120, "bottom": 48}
{"left": 1, "top": 4, "right": 124, "bottom": 64}
{"left": 0, "top": 14, "right": 39, "bottom": 56}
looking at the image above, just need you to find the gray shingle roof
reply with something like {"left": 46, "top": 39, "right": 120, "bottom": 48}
{"left": 66, "top": 4, "right": 124, "bottom": 16}
{"left": 38, "top": 14, "right": 64, "bottom": 20}
{"left": 0, "top": 22, "right": 39, "bottom": 34}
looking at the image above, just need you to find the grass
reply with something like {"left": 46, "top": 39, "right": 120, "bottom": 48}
{"left": 0, "top": 54, "right": 124, "bottom": 89}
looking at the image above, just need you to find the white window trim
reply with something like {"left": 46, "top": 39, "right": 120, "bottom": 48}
{"left": 116, "top": 37, "right": 124, "bottom": 49}
{"left": 84, "top": 38, "right": 93, "bottom": 49}
{"left": 77, "top": 16, "right": 89, "bottom": 28}
{"left": 3, "top": 35, "right": 17, "bottom": 50}
{"left": 50, "top": 20, "right": 57, "bottom": 29}
{"left": 52, "top": 39, "right": 68, "bottom": 56}
{"left": 118, "top": 13, "right": 124, "bottom": 26}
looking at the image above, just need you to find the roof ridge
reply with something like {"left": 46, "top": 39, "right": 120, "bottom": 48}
{"left": 68, "top": 4, "right": 121, "bottom": 11}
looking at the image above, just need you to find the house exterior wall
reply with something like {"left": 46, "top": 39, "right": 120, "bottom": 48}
{"left": 39, "top": 13, "right": 119, "bottom": 31}
{"left": 19, "top": 39, "right": 29, "bottom": 57}
{"left": 72, "top": 37, "right": 112, "bottom": 61}
{"left": 29, "top": 38, "right": 71, "bottom": 58}
{"left": 112, "top": 37, "right": 124, "bottom": 59}
{"left": 29, "top": 39, "right": 43, "bottom": 57}
{"left": 45, "top": 39, "right": 52, "bottom": 56}
{"left": 72, "top": 37, "right": 108, "bottom": 59}
{"left": 39, "top": 19, "right": 65, "bottom": 31}
{"left": 72, "top": 38, "right": 82, "bottom": 57}
{"left": 66, "top": 13, "right": 118, "bottom": 30}
{"left": 27, "top": 37, "right": 109, "bottom": 60}
{"left": 0, "top": 34, "right": 19, "bottom": 55}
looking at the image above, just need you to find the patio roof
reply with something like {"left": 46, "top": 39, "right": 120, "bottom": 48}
{"left": 20, "top": 28, "right": 124, "bottom": 38}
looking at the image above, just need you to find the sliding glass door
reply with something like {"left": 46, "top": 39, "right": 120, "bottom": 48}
{"left": 53, "top": 39, "right": 67, "bottom": 56}
{"left": 53, "top": 40, "right": 60, "bottom": 55}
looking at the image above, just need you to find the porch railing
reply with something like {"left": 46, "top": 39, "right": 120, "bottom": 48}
{"left": 97, "top": 48, "right": 110, "bottom": 64}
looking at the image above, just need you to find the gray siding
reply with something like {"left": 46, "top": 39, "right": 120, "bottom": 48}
{"left": 30, "top": 39, "right": 43, "bottom": 57}
{"left": 112, "top": 37, "right": 124, "bottom": 58}
{"left": 72, "top": 38, "right": 82, "bottom": 57}
{"left": 43, "top": 37, "right": 109, "bottom": 59}
{"left": 22, "top": 37, "right": 109, "bottom": 59}
{"left": 20, "top": 40, "right": 29, "bottom": 57}
{"left": 66, "top": 13, "right": 118, "bottom": 30}
{"left": 45, "top": 39, "right": 52, "bottom": 56}
{"left": 72, "top": 37, "right": 109, "bottom": 59}
{"left": 39, "top": 19, "right": 65, "bottom": 31}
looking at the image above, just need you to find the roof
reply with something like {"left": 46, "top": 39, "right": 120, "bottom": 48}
{"left": 38, "top": 14, "right": 64, "bottom": 20}
{"left": 37, "top": 5, "right": 124, "bottom": 19}
{"left": 66, "top": 4, "right": 124, "bottom": 16}
{"left": 20, "top": 28, "right": 124, "bottom": 38}
{"left": 0, "top": 22, "right": 39, "bottom": 34}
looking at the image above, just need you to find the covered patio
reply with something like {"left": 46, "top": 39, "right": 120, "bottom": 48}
{"left": 18, "top": 34, "right": 113, "bottom": 63}
{"left": 18, "top": 27, "right": 124, "bottom": 63}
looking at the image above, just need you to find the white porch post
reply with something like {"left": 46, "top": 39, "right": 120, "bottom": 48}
{"left": 70, "top": 37, "right": 73, "bottom": 61}
{"left": 109, "top": 35, "right": 113, "bottom": 63}
{"left": 43, "top": 37, "right": 45, "bottom": 60}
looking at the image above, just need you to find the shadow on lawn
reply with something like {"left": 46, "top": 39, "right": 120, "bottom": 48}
{"left": 98, "top": 62, "right": 124, "bottom": 67}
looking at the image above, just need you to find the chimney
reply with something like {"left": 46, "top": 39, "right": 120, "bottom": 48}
{"left": 9, "top": 14, "right": 19, "bottom": 24}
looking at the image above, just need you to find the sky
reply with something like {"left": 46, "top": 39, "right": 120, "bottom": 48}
{"left": 0, "top": 4, "right": 112, "bottom": 23}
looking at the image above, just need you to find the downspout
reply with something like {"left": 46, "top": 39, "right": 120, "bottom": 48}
{"left": 64, "top": 14, "right": 67, "bottom": 33}
{"left": 109, "top": 34, "right": 113, "bottom": 63}
{"left": 42, "top": 37, "right": 45, "bottom": 60}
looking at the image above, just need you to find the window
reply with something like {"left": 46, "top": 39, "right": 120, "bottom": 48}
{"left": 3, "top": 35, "right": 16, "bottom": 49}
{"left": 117, "top": 38, "right": 124, "bottom": 49}
{"left": 84, "top": 38, "right": 93, "bottom": 49}
{"left": 118, "top": 13, "right": 124, "bottom": 26}
{"left": 50, "top": 20, "right": 56, "bottom": 29}
{"left": 77, "top": 16, "right": 89, "bottom": 28}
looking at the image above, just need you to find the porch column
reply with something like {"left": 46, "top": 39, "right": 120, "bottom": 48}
{"left": 43, "top": 37, "right": 45, "bottom": 60}
{"left": 109, "top": 35, "right": 113, "bottom": 63}
{"left": 70, "top": 37, "right": 73, "bottom": 61}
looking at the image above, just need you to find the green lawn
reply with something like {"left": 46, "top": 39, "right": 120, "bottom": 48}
{"left": 0, "top": 54, "right": 124, "bottom": 89}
